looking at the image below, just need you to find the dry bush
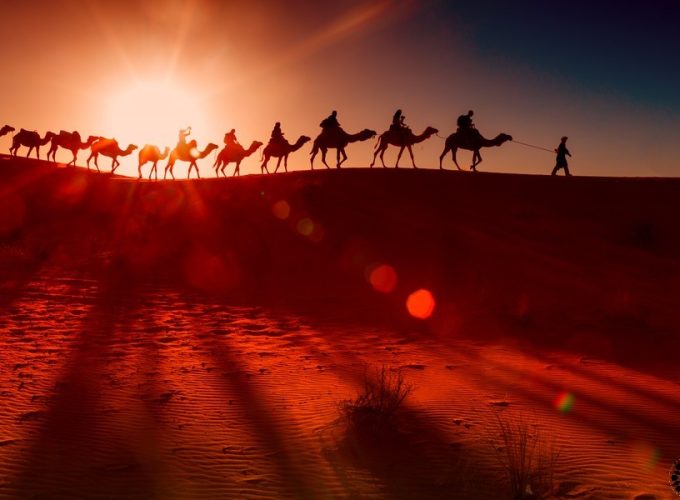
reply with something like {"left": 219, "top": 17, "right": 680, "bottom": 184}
{"left": 492, "top": 412, "right": 559, "bottom": 499}
{"left": 339, "top": 365, "right": 413, "bottom": 435}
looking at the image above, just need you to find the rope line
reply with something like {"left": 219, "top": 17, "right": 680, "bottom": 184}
{"left": 511, "top": 140, "right": 554, "bottom": 153}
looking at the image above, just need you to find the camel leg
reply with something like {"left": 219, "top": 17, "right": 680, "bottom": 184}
{"left": 284, "top": 154, "right": 289, "bottom": 172}
{"left": 408, "top": 145, "right": 417, "bottom": 168}
{"left": 395, "top": 147, "right": 405, "bottom": 168}
{"left": 111, "top": 158, "right": 118, "bottom": 173}
{"left": 233, "top": 162, "right": 240, "bottom": 177}
{"left": 336, "top": 149, "right": 341, "bottom": 168}
{"left": 274, "top": 157, "right": 282, "bottom": 173}
{"left": 95, "top": 155, "right": 100, "bottom": 172}
{"left": 471, "top": 150, "right": 482, "bottom": 172}
{"left": 452, "top": 148, "right": 462, "bottom": 171}
{"left": 310, "top": 150, "right": 317, "bottom": 170}
{"left": 321, "top": 148, "right": 330, "bottom": 169}
{"left": 379, "top": 146, "right": 388, "bottom": 168}
{"left": 86, "top": 152, "right": 93, "bottom": 170}
{"left": 70, "top": 152, "right": 77, "bottom": 166}
{"left": 35, "top": 146, "right": 41, "bottom": 160}
{"left": 261, "top": 156, "right": 270, "bottom": 174}
{"left": 26, "top": 146, "right": 33, "bottom": 158}
{"left": 338, "top": 148, "right": 347, "bottom": 168}
{"left": 370, "top": 139, "right": 381, "bottom": 168}
{"left": 439, "top": 146, "right": 451, "bottom": 169}
{"left": 138, "top": 162, "right": 144, "bottom": 179}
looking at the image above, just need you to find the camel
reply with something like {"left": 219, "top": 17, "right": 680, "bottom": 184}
{"left": 371, "top": 126, "right": 439, "bottom": 168}
{"left": 164, "top": 140, "right": 219, "bottom": 180}
{"left": 9, "top": 129, "right": 55, "bottom": 159}
{"left": 138, "top": 145, "right": 170, "bottom": 180}
{"left": 439, "top": 130, "right": 513, "bottom": 171}
{"left": 260, "top": 136, "right": 311, "bottom": 174}
{"left": 310, "top": 128, "right": 376, "bottom": 169}
{"left": 87, "top": 138, "right": 138, "bottom": 173}
{"left": 213, "top": 140, "right": 263, "bottom": 177}
{"left": 47, "top": 131, "right": 99, "bottom": 166}
{"left": 1, "top": 125, "right": 15, "bottom": 138}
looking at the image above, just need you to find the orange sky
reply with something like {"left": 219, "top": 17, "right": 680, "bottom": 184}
{"left": 0, "top": 0, "right": 678, "bottom": 178}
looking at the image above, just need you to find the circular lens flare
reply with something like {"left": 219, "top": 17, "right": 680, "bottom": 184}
{"left": 406, "top": 289, "right": 436, "bottom": 319}
{"left": 368, "top": 264, "right": 398, "bottom": 293}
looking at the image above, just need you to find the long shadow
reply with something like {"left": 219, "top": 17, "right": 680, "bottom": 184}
{"left": 453, "top": 345, "right": 680, "bottom": 459}
{"left": 13, "top": 272, "right": 157, "bottom": 498}
{"left": 202, "top": 331, "right": 318, "bottom": 498}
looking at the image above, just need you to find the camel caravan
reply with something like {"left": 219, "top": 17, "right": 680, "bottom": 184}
{"left": 0, "top": 109, "right": 514, "bottom": 179}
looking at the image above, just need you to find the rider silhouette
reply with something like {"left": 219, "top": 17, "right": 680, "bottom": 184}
{"left": 320, "top": 110, "right": 340, "bottom": 130}
{"left": 178, "top": 126, "right": 192, "bottom": 147}
{"left": 224, "top": 128, "right": 240, "bottom": 148}
{"left": 390, "top": 109, "right": 410, "bottom": 138}
{"left": 270, "top": 122, "right": 285, "bottom": 144}
{"left": 457, "top": 110, "right": 474, "bottom": 130}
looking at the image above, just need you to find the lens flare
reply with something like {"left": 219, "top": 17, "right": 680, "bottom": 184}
{"left": 406, "top": 289, "right": 436, "bottom": 319}
{"left": 297, "top": 218, "right": 314, "bottom": 236}
{"left": 368, "top": 264, "right": 398, "bottom": 293}
{"left": 553, "top": 392, "right": 575, "bottom": 413}
{"left": 272, "top": 200, "right": 291, "bottom": 220}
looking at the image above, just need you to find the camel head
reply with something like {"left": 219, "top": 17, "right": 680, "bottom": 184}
{"left": 246, "top": 141, "right": 264, "bottom": 155}
{"left": 122, "top": 144, "right": 139, "bottom": 156}
{"left": 160, "top": 147, "right": 170, "bottom": 159}
{"left": 424, "top": 126, "right": 439, "bottom": 137}
{"left": 296, "top": 136, "right": 312, "bottom": 147}
{"left": 0, "top": 125, "right": 15, "bottom": 137}
{"left": 196, "top": 143, "right": 219, "bottom": 159}
{"left": 356, "top": 129, "right": 377, "bottom": 142}
{"left": 497, "top": 133, "right": 513, "bottom": 144}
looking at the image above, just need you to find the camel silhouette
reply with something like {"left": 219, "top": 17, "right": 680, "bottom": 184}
{"left": 371, "top": 126, "right": 438, "bottom": 168}
{"left": 0, "top": 125, "right": 15, "bottom": 138}
{"left": 310, "top": 128, "right": 376, "bottom": 169}
{"left": 138, "top": 145, "right": 170, "bottom": 180}
{"left": 9, "top": 129, "right": 55, "bottom": 159}
{"left": 47, "top": 131, "right": 99, "bottom": 166}
{"left": 260, "top": 136, "right": 311, "bottom": 174}
{"left": 213, "top": 140, "right": 263, "bottom": 177}
{"left": 164, "top": 140, "right": 219, "bottom": 180}
{"left": 439, "top": 130, "right": 513, "bottom": 171}
{"left": 87, "top": 138, "right": 138, "bottom": 173}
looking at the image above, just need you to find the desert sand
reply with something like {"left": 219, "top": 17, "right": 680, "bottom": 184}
{"left": 0, "top": 154, "right": 678, "bottom": 499}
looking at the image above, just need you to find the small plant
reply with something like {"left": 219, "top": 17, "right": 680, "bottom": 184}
{"left": 339, "top": 365, "right": 413, "bottom": 435}
{"left": 492, "top": 412, "right": 558, "bottom": 499}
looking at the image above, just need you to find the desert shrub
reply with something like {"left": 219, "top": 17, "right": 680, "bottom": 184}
{"left": 339, "top": 365, "right": 413, "bottom": 435}
{"left": 491, "top": 412, "right": 559, "bottom": 499}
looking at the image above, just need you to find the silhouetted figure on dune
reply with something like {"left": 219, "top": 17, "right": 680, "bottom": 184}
{"left": 138, "top": 145, "right": 170, "bottom": 180}
{"left": 9, "top": 129, "right": 55, "bottom": 159}
{"left": 372, "top": 109, "right": 437, "bottom": 168}
{"left": 311, "top": 111, "right": 375, "bottom": 169}
{"left": 47, "top": 130, "right": 99, "bottom": 166}
{"left": 87, "top": 138, "right": 138, "bottom": 173}
{"left": 439, "top": 128, "right": 512, "bottom": 172}
{"left": 551, "top": 136, "right": 572, "bottom": 176}
{"left": 213, "top": 139, "right": 263, "bottom": 177}
{"left": 0, "top": 125, "right": 15, "bottom": 138}
{"left": 165, "top": 130, "right": 218, "bottom": 180}
{"left": 261, "top": 128, "right": 311, "bottom": 174}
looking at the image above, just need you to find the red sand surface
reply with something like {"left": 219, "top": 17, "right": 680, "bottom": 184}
{"left": 0, "top": 155, "right": 679, "bottom": 498}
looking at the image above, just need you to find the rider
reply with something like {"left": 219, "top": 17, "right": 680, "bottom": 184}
{"left": 224, "top": 128, "right": 240, "bottom": 148}
{"left": 320, "top": 110, "right": 340, "bottom": 131}
{"left": 456, "top": 110, "right": 475, "bottom": 132}
{"left": 390, "top": 109, "right": 410, "bottom": 138}
{"left": 178, "top": 126, "right": 192, "bottom": 147}
{"left": 269, "top": 122, "right": 285, "bottom": 145}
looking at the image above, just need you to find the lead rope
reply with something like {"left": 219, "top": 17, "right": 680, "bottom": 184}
{"left": 511, "top": 139, "right": 554, "bottom": 153}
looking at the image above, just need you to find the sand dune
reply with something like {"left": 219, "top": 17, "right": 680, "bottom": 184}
{"left": 0, "top": 155, "right": 678, "bottom": 498}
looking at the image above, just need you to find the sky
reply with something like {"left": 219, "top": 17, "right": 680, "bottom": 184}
{"left": 0, "top": 0, "right": 678, "bottom": 177}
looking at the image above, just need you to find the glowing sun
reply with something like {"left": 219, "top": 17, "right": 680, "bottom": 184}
{"left": 105, "top": 79, "right": 206, "bottom": 149}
